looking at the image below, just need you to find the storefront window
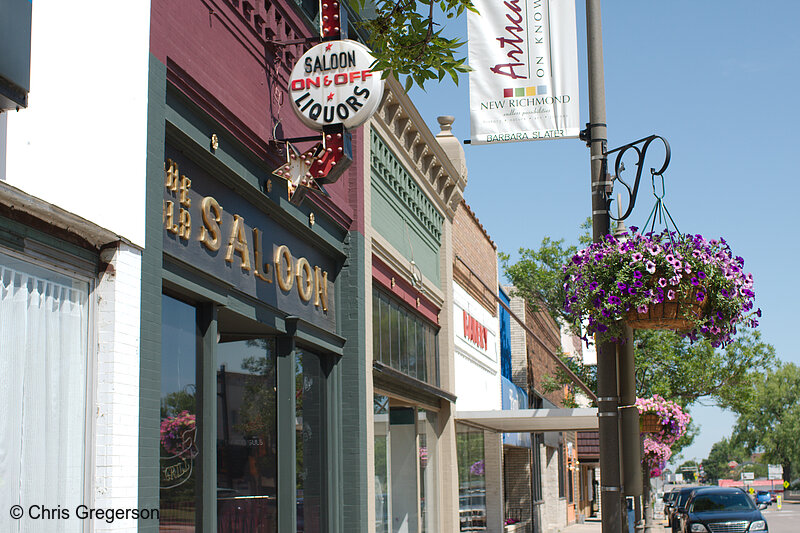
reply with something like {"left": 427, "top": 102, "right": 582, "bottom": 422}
{"left": 217, "top": 339, "right": 278, "bottom": 532}
{"left": 297, "top": 349, "right": 326, "bottom": 532}
{"left": 531, "top": 433, "right": 543, "bottom": 502}
{"left": 372, "top": 289, "right": 438, "bottom": 386}
{"left": 160, "top": 295, "right": 198, "bottom": 531}
{"left": 373, "top": 395, "right": 391, "bottom": 533}
{"left": 1, "top": 251, "right": 89, "bottom": 533}
{"left": 457, "top": 424, "right": 487, "bottom": 532}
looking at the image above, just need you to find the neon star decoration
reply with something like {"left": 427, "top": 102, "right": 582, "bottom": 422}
{"left": 272, "top": 143, "right": 328, "bottom": 205}
{"left": 271, "top": 130, "right": 351, "bottom": 205}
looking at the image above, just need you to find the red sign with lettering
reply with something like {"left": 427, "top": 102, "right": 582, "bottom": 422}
{"left": 463, "top": 310, "right": 488, "bottom": 350}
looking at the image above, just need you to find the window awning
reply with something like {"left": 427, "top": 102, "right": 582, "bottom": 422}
{"left": 456, "top": 408, "right": 599, "bottom": 433}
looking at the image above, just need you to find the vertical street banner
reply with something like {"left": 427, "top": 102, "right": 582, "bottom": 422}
{"left": 467, "top": 0, "right": 580, "bottom": 144}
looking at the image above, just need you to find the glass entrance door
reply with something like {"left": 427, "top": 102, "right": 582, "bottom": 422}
{"left": 217, "top": 339, "right": 278, "bottom": 532}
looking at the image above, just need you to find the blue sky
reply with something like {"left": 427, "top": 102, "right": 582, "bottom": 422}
{"left": 407, "top": 1, "right": 800, "bottom": 463}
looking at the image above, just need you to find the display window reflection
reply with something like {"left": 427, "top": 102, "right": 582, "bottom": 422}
{"left": 372, "top": 289, "right": 438, "bottom": 386}
{"left": 217, "top": 339, "right": 278, "bottom": 532}
{"left": 160, "top": 295, "right": 199, "bottom": 531}
{"left": 457, "top": 425, "right": 487, "bottom": 532}
{"left": 373, "top": 395, "right": 391, "bottom": 533}
{"left": 296, "top": 350, "right": 328, "bottom": 532}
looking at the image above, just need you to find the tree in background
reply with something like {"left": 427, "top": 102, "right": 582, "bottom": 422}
{"left": 702, "top": 437, "right": 749, "bottom": 484}
{"left": 350, "top": 0, "right": 476, "bottom": 90}
{"left": 635, "top": 329, "right": 775, "bottom": 411}
{"left": 731, "top": 363, "right": 800, "bottom": 483}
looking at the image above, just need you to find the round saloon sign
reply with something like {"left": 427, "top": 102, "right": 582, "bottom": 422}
{"left": 289, "top": 40, "right": 384, "bottom": 131}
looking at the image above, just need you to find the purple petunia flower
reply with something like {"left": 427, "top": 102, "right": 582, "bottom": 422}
{"left": 698, "top": 271, "right": 707, "bottom": 280}
{"left": 696, "top": 291, "right": 706, "bottom": 302}
{"left": 690, "top": 277, "right": 699, "bottom": 286}
{"left": 617, "top": 282, "right": 627, "bottom": 291}
{"left": 634, "top": 270, "right": 643, "bottom": 279}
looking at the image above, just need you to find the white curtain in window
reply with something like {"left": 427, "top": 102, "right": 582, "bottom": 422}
{"left": 0, "top": 263, "right": 88, "bottom": 533}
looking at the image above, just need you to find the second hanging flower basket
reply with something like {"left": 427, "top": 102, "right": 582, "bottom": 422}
{"left": 562, "top": 229, "right": 759, "bottom": 347}
{"left": 636, "top": 395, "right": 690, "bottom": 445}
{"left": 639, "top": 412, "right": 663, "bottom": 433}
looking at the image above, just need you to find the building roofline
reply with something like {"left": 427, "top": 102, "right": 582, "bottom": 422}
{"left": 0, "top": 180, "right": 140, "bottom": 251}
{"left": 459, "top": 200, "right": 497, "bottom": 250}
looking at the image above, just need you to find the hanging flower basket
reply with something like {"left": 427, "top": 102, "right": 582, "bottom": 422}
{"left": 635, "top": 395, "right": 690, "bottom": 445}
{"left": 160, "top": 410, "right": 197, "bottom": 457}
{"left": 642, "top": 436, "right": 672, "bottom": 478}
{"left": 625, "top": 283, "right": 706, "bottom": 331}
{"left": 562, "top": 229, "right": 759, "bottom": 347}
{"left": 639, "top": 413, "right": 663, "bottom": 433}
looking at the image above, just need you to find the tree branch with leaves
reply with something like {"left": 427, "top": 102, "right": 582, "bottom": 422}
{"left": 350, "top": 0, "right": 476, "bottom": 91}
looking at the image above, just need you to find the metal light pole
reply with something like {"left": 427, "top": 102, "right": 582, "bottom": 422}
{"left": 585, "top": 1, "right": 624, "bottom": 532}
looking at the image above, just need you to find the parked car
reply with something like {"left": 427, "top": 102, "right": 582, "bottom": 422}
{"left": 755, "top": 490, "right": 771, "bottom": 508}
{"left": 663, "top": 489, "right": 679, "bottom": 521}
{"left": 671, "top": 486, "right": 701, "bottom": 533}
{"left": 678, "top": 486, "right": 768, "bottom": 533}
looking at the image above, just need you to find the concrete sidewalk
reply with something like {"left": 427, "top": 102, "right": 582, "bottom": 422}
{"left": 558, "top": 518, "right": 602, "bottom": 533}
{"left": 557, "top": 517, "right": 669, "bottom": 533}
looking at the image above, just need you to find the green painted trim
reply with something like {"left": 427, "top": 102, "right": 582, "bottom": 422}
{"left": 138, "top": 54, "right": 167, "bottom": 533}
{"left": 277, "top": 329, "right": 297, "bottom": 533}
{"left": 336, "top": 230, "right": 368, "bottom": 531}
{"left": 370, "top": 128, "right": 444, "bottom": 243}
{"left": 197, "top": 304, "right": 218, "bottom": 529}
{"left": 369, "top": 185, "right": 442, "bottom": 285}
{"left": 0, "top": 213, "right": 99, "bottom": 264}
{"left": 325, "top": 353, "right": 342, "bottom": 532}
{"left": 389, "top": 406, "right": 416, "bottom": 425}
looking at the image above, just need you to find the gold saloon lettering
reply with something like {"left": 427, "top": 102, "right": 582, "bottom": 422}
{"left": 199, "top": 196, "right": 222, "bottom": 251}
{"left": 164, "top": 159, "right": 331, "bottom": 314}
{"left": 225, "top": 214, "right": 252, "bottom": 271}
{"left": 275, "top": 244, "right": 294, "bottom": 291}
{"left": 314, "top": 266, "right": 328, "bottom": 311}
{"left": 295, "top": 257, "right": 314, "bottom": 302}
{"left": 252, "top": 227, "right": 273, "bottom": 283}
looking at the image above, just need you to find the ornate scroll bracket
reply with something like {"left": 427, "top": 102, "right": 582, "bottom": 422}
{"left": 604, "top": 134, "right": 672, "bottom": 229}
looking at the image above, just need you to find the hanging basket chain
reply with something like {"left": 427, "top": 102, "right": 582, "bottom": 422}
{"left": 642, "top": 169, "right": 681, "bottom": 251}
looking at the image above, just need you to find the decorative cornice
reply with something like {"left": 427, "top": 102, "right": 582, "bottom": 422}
{"left": 370, "top": 128, "right": 443, "bottom": 244}
{"left": 371, "top": 76, "right": 467, "bottom": 218}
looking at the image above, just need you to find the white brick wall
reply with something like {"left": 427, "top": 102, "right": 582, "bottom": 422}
{"left": 93, "top": 243, "right": 142, "bottom": 532}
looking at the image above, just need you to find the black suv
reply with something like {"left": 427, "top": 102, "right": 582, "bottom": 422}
{"left": 671, "top": 486, "right": 701, "bottom": 533}
{"left": 678, "top": 487, "right": 768, "bottom": 533}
